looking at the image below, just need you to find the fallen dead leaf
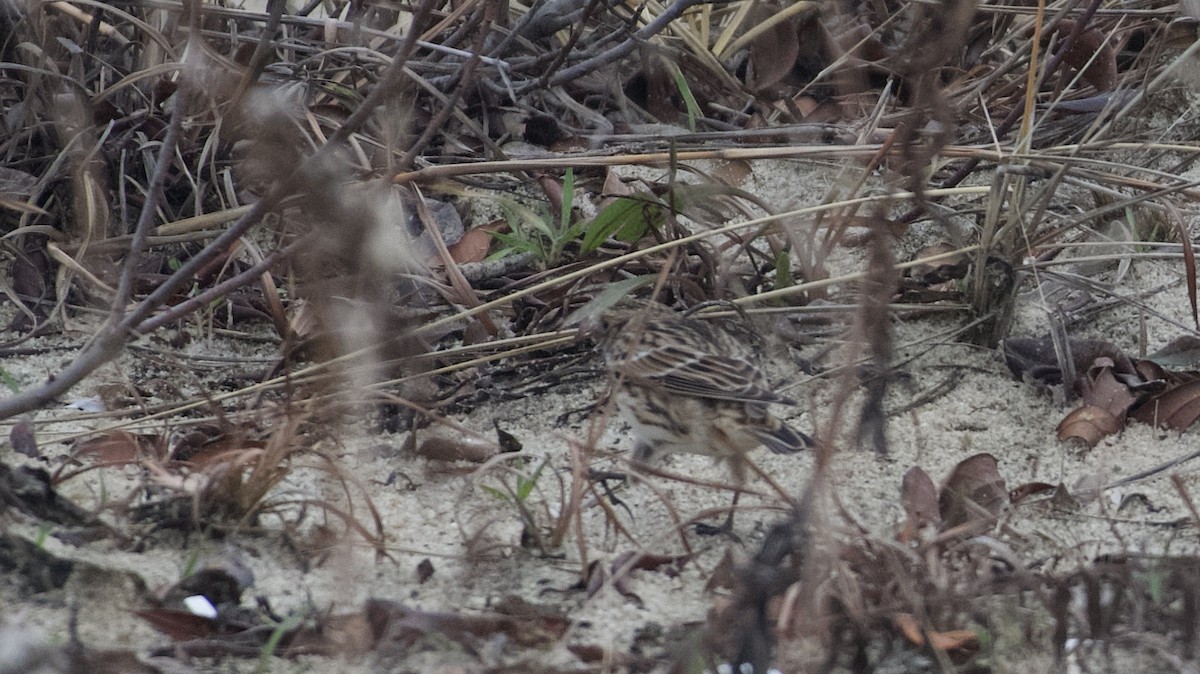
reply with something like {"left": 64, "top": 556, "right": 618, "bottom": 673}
{"left": 710, "top": 159, "right": 753, "bottom": 187}
{"left": 892, "top": 612, "right": 980, "bottom": 652}
{"left": 747, "top": 3, "right": 800, "bottom": 91}
{"left": 899, "top": 466, "right": 940, "bottom": 543}
{"left": 1047, "top": 20, "right": 1119, "bottom": 92}
{"left": 135, "top": 608, "right": 224, "bottom": 641}
{"left": 70, "top": 431, "right": 167, "bottom": 465}
{"left": 1080, "top": 358, "right": 1139, "bottom": 419}
{"left": 1132, "top": 380, "right": 1200, "bottom": 431}
{"left": 938, "top": 453, "right": 1008, "bottom": 531}
{"left": 1008, "top": 481, "right": 1056, "bottom": 505}
{"left": 10, "top": 418, "right": 38, "bottom": 458}
{"left": 446, "top": 221, "right": 506, "bottom": 264}
{"left": 1146, "top": 336, "right": 1200, "bottom": 370}
{"left": 1056, "top": 405, "right": 1123, "bottom": 447}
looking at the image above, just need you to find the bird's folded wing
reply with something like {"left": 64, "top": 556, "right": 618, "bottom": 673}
{"left": 619, "top": 343, "right": 794, "bottom": 405}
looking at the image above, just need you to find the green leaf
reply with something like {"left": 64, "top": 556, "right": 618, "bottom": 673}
{"left": 1142, "top": 568, "right": 1165, "bottom": 605}
{"left": 666, "top": 62, "right": 700, "bottom": 132}
{"left": 317, "top": 81, "right": 359, "bottom": 102}
{"left": 773, "top": 250, "right": 793, "bottom": 290}
{"left": 581, "top": 196, "right": 664, "bottom": 252}
{"left": 257, "top": 612, "right": 306, "bottom": 674}
{"left": 560, "top": 168, "right": 574, "bottom": 233}
{"left": 515, "top": 458, "right": 548, "bottom": 502}
{"left": 561, "top": 275, "right": 659, "bottom": 327}
{"left": 544, "top": 169, "right": 577, "bottom": 264}
{"left": 498, "top": 199, "right": 522, "bottom": 225}
{"left": 0, "top": 367, "right": 20, "bottom": 394}
{"left": 489, "top": 230, "right": 541, "bottom": 256}
{"left": 481, "top": 485, "right": 509, "bottom": 501}
{"left": 527, "top": 215, "right": 556, "bottom": 240}
{"left": 668, "top": 183, "right": 751, "bottom": 222}
{"left": 500, "top": 199, "right": 552, "bottom": 240}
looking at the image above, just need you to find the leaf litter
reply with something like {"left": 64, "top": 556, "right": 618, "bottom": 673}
{"left": 1, "top": 0, "right": 1200, "bottom": 672}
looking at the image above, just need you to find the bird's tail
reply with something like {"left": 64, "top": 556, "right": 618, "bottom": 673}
{"left": 756, "top": 421, "right": 813, "bottom": 454}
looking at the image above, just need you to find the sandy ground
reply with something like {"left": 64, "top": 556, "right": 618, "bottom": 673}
{"left": 3, "top": 145, "right": 1200, "bottom": 673}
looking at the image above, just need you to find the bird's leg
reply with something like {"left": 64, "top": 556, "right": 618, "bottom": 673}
{"left": 588, "top": 470, "right": 634, "bottom": 521}
{"left": 724, "top": 488, "right": 742, "bottom": 532}
{"left": 695, "top": 489, "right": 742, "bottom": 542}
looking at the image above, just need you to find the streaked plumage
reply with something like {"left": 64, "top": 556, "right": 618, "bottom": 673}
{"left": 590, "top": 304, "right": 811, "bottom": 482}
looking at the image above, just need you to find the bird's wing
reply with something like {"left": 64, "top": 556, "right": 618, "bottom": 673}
{"left": 619, "top": 342, "right": 794, "bottom": 405}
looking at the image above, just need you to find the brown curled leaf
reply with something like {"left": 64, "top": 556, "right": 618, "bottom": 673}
{"left": 1131, "top": 380, "right": 1200, "bottom": 431}
{"left": 747, "top": 3, "right": 801, "bottom": 91}
{"left": 446, "top": 225, "right": 494, "bottom": 264}
{"left": 1056, "top": 405, "right": 1123, "bottom": 447}
{"left": 1009, "top": 481, "right": 1057, "bottom": 504}
{"left": 899, "top": 466, "right": 940, "bottom": 542}
{"left": 10, "top": 418, "right": 38, "bottom": 458}
{"left": 1079, "top": 358, "right": 1138, "bottom": 419}
{"left": 135, "top": 609, "right": 223, "bottom": 642}
{"left": 1038, "top": 19, "right": 1119, "bottom": 91}
{"left": 938, "top": 453, "right": 1008, "bottom": 531}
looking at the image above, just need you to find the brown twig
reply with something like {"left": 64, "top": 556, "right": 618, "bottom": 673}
{"left": 536, "top": 0, "right": 735, "bottom": 90}
{"left": 108, "top": 26, "right": 193, "bottom": 323}
{"left": 906, "top": 0, "right": 1106, "bottom": 221}
{"left": 0, "top": 0, "right": 440, "bottom": 420}
{"left": 1171, "top": 474, "right": 1200, "bottom": 530}
{"left": 398, "top": 0, "right": 496, "bottom": 168}
{"left": 132, "top": 244, "right": 295, "bottom": 335}
{"left": 228, "top": 0, "right": 287, "bottom": 111}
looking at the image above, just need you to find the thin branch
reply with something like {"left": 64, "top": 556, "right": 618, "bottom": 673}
{"left": 398, "top": 0, "right": 495, "bottom": 169}
{"left": 133, "top": 245, "right": 294, "bottom": 335}
{"left": 0, "top": 0, "right": 439, "bottom": 420}
{"left": 109, "top": 69, "right": 189, "bottom": 322}
{"left": 537, "top": 0, "right": 734, "bottom": 91}
{"left": 229, "top": 0, "right": 288, "bottom": 111}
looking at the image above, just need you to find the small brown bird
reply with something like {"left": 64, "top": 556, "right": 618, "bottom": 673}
{"left": 587, "top": 303, "right": 812, "bottom": 485}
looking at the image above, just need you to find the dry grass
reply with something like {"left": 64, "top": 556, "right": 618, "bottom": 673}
{"left": 1, "top": 0, "right": 1199, "bottom": 671}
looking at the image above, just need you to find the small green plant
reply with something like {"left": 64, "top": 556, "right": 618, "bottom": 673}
{"left": 489, "top": 169, "right": 581, "bottom": 266}
{"left": 489, "top": 169, "right": 662, "bottom": 266}
{"left": 772, "top": 249, "right": 793, "bottom": 291}
{"left": 181, "top": 549, "right": 202, "bottom": 578}
{"left": 580, "top": 194, "right": 665, "bottom": 252}
{"left": 480, "top": 455, "right": 574, "bottom": 552}
{"left": 256, "top": 610, "right": 307, "bottom": 673}
{"left": 666, "top": 61, "right": 701, "bottom": 132}
{"left": 0, "top": 367, "right": 20, "bottom": 394}
{"left": 481, "top": 455, "right": 548, "bottom": 507}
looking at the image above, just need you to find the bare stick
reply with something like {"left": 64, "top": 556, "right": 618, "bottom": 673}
{"left": 0, "top": 0, "right": 439, "bottom": 420}
{"left": 539, "top": 0, "right": 733, "bottom": 90}
{"left": 110, "top": 80, "right": 189, "bottom": 323}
